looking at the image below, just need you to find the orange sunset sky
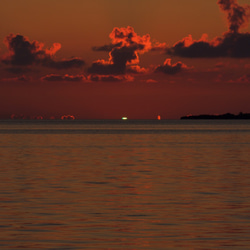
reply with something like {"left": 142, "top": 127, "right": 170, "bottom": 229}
{"left": 0, "top": 0, "right": 250, "bottom": 119}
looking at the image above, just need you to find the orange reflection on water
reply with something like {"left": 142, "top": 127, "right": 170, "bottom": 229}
{"left": 0, "top": 126, "right": 250, "bottom": 249}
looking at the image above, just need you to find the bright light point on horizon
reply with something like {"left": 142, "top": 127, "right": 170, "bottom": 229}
{"left": 122, "top": 117, "right": 128, "bottom": 120}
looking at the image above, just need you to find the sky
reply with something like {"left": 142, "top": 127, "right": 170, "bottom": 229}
{"left": 0, "top": 0, "right": 250, "bottom": 119}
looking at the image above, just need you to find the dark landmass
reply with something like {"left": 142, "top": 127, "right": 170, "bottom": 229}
{"left": 181, "top": 112, "right": 250, "bottom": 120}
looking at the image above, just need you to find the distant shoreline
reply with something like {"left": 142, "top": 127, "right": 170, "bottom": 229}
{"left": 181, "top": 113, "right": 250, "bottom": 120}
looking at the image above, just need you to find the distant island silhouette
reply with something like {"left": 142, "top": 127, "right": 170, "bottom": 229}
{"left": 181, "top": 112, "right": 250, "bottom": 120}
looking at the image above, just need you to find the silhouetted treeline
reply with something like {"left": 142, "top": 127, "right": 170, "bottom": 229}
{"left": 181, "top": 112, "right": 250, "bottom": 120}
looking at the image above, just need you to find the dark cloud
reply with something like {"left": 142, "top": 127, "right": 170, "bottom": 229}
{"left": 88, "top": 61, "right": 121, "bottom": 75}
{"left": 88, "top": 26, "right": 151, "bottom": 75}
{"left": 155, "top": 59, "right": 188, "bottom": 75}
{"left": 88, "top": 74, "right": 133, "bottom": 82}
{"left": 218, "top": 0, "right": 250, "bottom": 33}
{"left": 41, "top": 74, "right": 86, "bottom": 82}
{"left": 2, "top": 34, "right": 44, "bottom": 66}
{"left": 88, "top": 45, "right": 137, "bottom": 74}
{"left": 2, "top": 34, "right": 85, "bottom": 69}
{"left": 92, "top": 42, "right": 168, "bottom": 53}
{"left": 168, "top": 32, "right": 250, "bottom": 58}
{"left": 167, "top": 0, "right": 250, "bottom": 58}
{"left": 92, "top": 42, "right": 122, "bottom": 52}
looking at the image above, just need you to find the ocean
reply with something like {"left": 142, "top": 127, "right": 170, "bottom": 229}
{"left": 0, "top": 120, "right": 250, "bottom": 249}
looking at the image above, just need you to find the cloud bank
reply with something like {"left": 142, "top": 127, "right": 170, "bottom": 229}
{"left": 168, "top": 0, "right": 250, "bottom": 58}
{"left": 88, "top": 26, "right": 152, "bottom": 75}
{"left": 41, "top": 74, "right": 86, "bottom": 82}
{"left": 155, "top": 59, "right": 189, "bottom": 75}
{"left": 2, "top": 34, "right": 85, "bottom": 69}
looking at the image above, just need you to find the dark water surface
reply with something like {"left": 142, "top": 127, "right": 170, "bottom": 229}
{"left": 0, "top": 120, "right": 250, "bottom": 249}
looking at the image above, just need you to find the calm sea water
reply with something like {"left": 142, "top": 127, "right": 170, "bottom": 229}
{"left": 0, "top": 120, "right": 250, "bottom": 249}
